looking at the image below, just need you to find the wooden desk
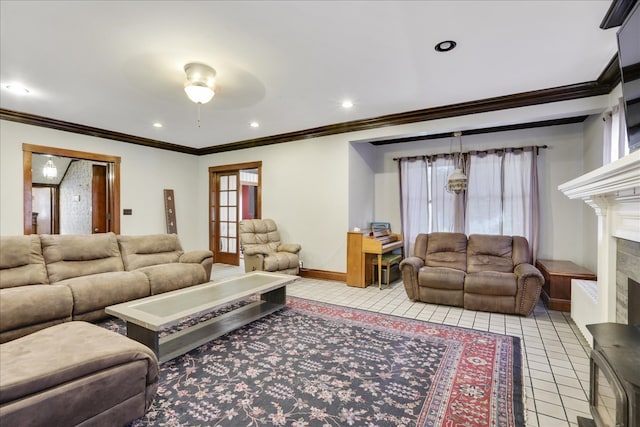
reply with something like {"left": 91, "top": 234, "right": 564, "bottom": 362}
{"left": 346, "top": 231, "right": 403, "bottom": 288}
{"left": 535, "top": 259, "right": 596, "bottom": 312}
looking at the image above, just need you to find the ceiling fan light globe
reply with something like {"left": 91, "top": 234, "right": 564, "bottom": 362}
{"left": 184, "top": 84, "right": 215, "bottom": 104}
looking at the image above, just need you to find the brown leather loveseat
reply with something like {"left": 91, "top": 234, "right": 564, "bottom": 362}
{"left": 399, "top": 232, "right": 544, "bottom": 316}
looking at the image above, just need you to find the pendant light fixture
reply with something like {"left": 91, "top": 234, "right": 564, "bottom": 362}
{"left": 446, "top": 131, "right": 467, "bottom": 194}
{"left": 42, "top": 157, "right": 58, "bottom": 179}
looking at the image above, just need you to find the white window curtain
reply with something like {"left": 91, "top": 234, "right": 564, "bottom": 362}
{"left": 399, "top": 146, "right": 540, "bottom": 259}
{"left": 399, "top": 157, "right": 429, "bottom": 257}
{"left": 465, "top": 152, "right": 502, "bottom": 234}
{"left": 465, "top": 148, "right": 539, "bottom": 258}
{"left": 430, "top": 155, "right": 460, "bottom": 233}
{"left": 603, "top": 99, "right": 629, "bottom": 165}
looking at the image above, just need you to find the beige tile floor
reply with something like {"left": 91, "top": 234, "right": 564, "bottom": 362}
{"left": 212, "top": 264, "right": 594, "bottom": 427}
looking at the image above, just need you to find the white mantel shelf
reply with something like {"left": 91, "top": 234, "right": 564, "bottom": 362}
{"left": 558, "top": 150, "right": 640, "bottom": 343}
{"left": 558, "top": 150, "right": 640, "bottom": 200}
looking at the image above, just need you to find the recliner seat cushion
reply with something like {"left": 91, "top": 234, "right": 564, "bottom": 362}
{"left": 59, "top": 271, "right": 150, "bottom": 317}
{"left": 0, "top": 285, "right": 73, "bottom": 332}
{"left": 418, "top": 267, "right": 465, "bottom": 291}
{"left": 263, "top": 252, "right": 299, "bottom": 272}
{"left": 464, "top": 272, "right": 517, "bottom": 296}
{"left": 138, "top": 263, "right": 207, "bottom": 295}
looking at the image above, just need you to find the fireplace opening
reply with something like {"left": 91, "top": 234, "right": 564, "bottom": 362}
{"left": 630, "top": 278, "right": 640, "bottom": 327}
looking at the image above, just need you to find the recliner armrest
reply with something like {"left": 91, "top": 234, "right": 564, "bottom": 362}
{"left": 513, "top": 263, "right": 545, "bottom": 316}
{"left": 244, "top": 247, "right": 271, "bottom": 256}
{"left": 514, "top": 263, "right": 544, "bottom": 282}
{"left": 179, "top": 250, "right": 213, "bottom": 265}
{"left": 399, "top": 256, "right": 424, "bottom": 274}
{"left": 277, "top": 243, "right": 301, "bottom": 254}
{"left": 399, "top": 256, "right": 424, "bottom": 302}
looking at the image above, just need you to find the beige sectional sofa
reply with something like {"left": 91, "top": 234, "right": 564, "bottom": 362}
{"left": 0, "top": 321, "right": 159, "bottom": 426}
{"left": 400, "top": 232, "right": 544, "bottom": 316}
{"left": 0, "top": 232, "right": 213, "bottom": 343}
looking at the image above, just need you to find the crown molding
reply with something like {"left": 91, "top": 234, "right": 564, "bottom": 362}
{"left": 0, "top": 56, "right": 621, "bottom": 155}
{"left": 0, "top": 109, "right": 200, "bottom": 155}
{"left": 600, "top": 0, "right": 638, "bottom": 29}
{"left": 367, "top": 116, "right": 589, "bottom": 146}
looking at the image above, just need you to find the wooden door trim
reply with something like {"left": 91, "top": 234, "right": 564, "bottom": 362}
{"left": 23, "top": 144, "right": 121, "bottom": 234}
{"left": 208, "top": 161, "right": 262, "bottom": 263}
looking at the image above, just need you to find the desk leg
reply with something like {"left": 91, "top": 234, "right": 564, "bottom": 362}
{"left": 377, "top": 254, "right": 382, "bottom": 290}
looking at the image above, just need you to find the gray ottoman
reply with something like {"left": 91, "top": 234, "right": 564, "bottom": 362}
{"left": 0, "top": 321, "right": 159, "bottom": 427}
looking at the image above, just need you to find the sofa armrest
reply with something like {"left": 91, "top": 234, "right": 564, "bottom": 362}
{"left": 514, "top": 263, "right": 545, "bottom": 316}
{"left": 277, "top": 243, "right": 301, "bottom": 254}
{"left": 179, "top": 250, "right": 213, "bottom": 265}
{"left": 399, "top": 257, "right": 424, "bottom": 301}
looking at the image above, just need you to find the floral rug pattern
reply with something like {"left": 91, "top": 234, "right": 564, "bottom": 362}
{"left": 100, "top": 297, "right": 524, "bottom": 426}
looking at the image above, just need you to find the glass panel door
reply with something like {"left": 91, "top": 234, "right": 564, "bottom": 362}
{"left": 215, "top": 171, "right": 239, "bottom": 265}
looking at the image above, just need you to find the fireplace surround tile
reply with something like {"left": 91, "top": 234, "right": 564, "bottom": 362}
{"left": 616, "top": 238, "right": 640, "bottom": 323}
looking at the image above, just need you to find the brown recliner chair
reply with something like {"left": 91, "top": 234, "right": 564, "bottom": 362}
{"left": 400, "top": 232, "right": 544, "bottom": 316}
{"left": 239, "top": 219, "right": 301, "bottom": 275}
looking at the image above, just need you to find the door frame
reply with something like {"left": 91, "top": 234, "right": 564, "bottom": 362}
{"left": 208, "top": 161, "right": 262, "bottom": 265}
{"left": 23, "top": 144, "right": 121, "bottom": 234}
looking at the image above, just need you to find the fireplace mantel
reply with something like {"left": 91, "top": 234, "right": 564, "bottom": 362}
{"left": 559, "top": 151, "right": 640, "bottom": 342}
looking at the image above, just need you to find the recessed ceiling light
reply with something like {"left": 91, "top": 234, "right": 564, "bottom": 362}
{"left": 250, "top": 121, "right": 259, "bottom": 128}
{"left": 4, "top": 83, "right": 30, "bottom": 95}
{"left": 153, "top": 122, "right": 163, "bottom": 128}
{"left": 341, "top": 100, "right": 354, "bottom": 109}
{"left": 435, "top": 40, "right": 457, "bottom": 52}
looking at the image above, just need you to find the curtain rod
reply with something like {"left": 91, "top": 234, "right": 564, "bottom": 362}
{"left": 392, "top": 145, "right": 548, "bottom": 162}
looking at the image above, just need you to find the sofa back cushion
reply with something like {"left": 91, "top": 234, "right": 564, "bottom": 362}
{"left": 0, "top": 235, "right": 49, "bottom": 288}
{"left": 117, "top": 234, "right": 183, "bottom": 271}
{"left": 420, "top": 232, "right": 467, "bottom": 271}
{"left": 239, "top": 219, "right": 281, "bottom": 253}
{"left": 467, "top": 234, "right": 515, "bottom": 273}
{"left": 41, "top": 233, "right": 124, "bottom": 283}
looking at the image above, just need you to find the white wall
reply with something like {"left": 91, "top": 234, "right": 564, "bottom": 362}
{"left": 581, "top": 113, "right": 605, "bottom": 272}
{"left": 1, "top": 95, "right": 612, "bottom": 272}
{"left": 369, "top": 123, "right": 592, "bottom": 264}
{"left": 196, "top": 136, "right": 351, "bottom": 272}
{"left": 0, "top": 120, "right": 202, "bottom": 250}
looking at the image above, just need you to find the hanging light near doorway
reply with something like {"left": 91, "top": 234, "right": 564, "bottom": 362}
{"left": 446, "top": 131, "right": 467, "bottom": 194}
{"left": 42, "top": 158, "right": 58, "bottom": 179}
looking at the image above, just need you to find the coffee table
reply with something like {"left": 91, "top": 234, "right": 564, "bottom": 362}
{"left": 106, "top": 271, "right": 298, "bottom": 363}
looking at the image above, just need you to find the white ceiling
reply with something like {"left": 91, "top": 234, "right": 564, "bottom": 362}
{"left": 0, "top": 1, "right": 618, "bottom": 150}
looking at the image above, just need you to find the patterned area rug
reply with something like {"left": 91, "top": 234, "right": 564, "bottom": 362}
{"left": 100, "top": 297, "right": 524, "bottom": 426}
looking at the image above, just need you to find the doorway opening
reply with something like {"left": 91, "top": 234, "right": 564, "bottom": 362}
{"left": 23, "top": 144, "right": 121, "bottom": 235}
{"left": 209, "top": 161, "right": 262, "bottom": 266}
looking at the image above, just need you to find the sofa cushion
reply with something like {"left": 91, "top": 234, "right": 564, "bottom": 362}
{"left": 41, "top": 233, "right": 125, "bottom": 283}
{"left": 239, "top": 219, "right": 281, "bottom": 252}
{"left": 0, "top": 235, "right": 48, "bottom": 288}
{"left": 138, "top": 263, "right": 207, "bottom": 295}
{"left": 59, "top": 271, "right": 150, "bottom": 316}
{"left": 467, "top": 234, "right": 514, "bottom": 273}
{"left": 0, "top": 285, "right": 73, "bottom": 333}
{"left": 464, "top": 272, "right": 517, "bottom": 296}
{"left": 117, "top": 234, "right": 184, "bottom": 271}
{"left": 418, "top": 266, "right": 465, "bottom": 291}
{"left": 424, "top": 232, "right": 467, "bottom": 271}
{"left": 0, "top": 321, "right": 158, "bottom": 410}
{"left": 263, "top": 252, "right": 299, "bottom": 272}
